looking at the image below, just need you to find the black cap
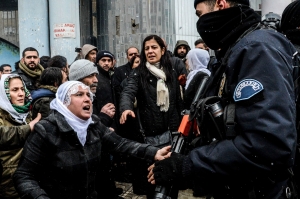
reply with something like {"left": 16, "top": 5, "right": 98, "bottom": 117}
{"left": 194, "top": 0, "right": 249, "bottom": 9}
{"left": 96, "top": 50, "right": 114, "bottom": 64}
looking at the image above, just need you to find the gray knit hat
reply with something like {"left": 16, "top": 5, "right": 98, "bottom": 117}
{"left": 69, "top": 59, "right": 99, "bottom": 81}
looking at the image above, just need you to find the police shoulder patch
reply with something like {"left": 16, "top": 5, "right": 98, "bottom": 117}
{"left": 233, "top": 79, "right": 264, "bottom": 102}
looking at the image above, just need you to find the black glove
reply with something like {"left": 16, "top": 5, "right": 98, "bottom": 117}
{"left": 153, "top": 153, "right": 185, "bottom": 186}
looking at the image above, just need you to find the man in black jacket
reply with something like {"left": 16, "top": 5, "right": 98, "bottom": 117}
{"left": 12, "top": 47, "right": 44, "bottom": 93}
{"left": 95, "top": 51, "right": 126, "bottom": 198}
{"left": 113, "top": 47, "right": 139, "bottom": 100}
{"left": 173, "top": 40, "right": 191, "bottom": 60}
{"left": 95, "top": 51, "right": 116, "bottom": 125}
{"left": 148, "top": 0, "right": 297, "bottom": 198}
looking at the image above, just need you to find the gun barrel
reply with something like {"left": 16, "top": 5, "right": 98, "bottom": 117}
{"left": 190, "top": 75, "right": 209, "bottom": 109}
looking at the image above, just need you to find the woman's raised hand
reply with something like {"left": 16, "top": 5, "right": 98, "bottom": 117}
{"left": 29, "top": 113, "right": 42, "bottom": 131}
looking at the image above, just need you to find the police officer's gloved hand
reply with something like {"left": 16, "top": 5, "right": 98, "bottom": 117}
{"left": 153, "top": 153, "right": 186, "bottom": 186}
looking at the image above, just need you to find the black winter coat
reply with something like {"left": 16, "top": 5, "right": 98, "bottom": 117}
{"left": 95, "top": 66, "right": 115, "bottom": 110}
{"left": 170, "top": 57, "right": 188, "bottom": 79}
{"left": 120, "top": 68, "right": 183, "bottom": 137}
{"left": 113, "top": 62, "right": 132, "bottom": 91}
{"left": 13, "top": 111, "right": 158, "bottom": 199}
{"left": 112, "top": 62, "right": 133, "bottom": 123}
{"left": 12, "top": 64, "right": 39, "bottom": 93}
{"left": 185, "top": 28, "right": 297, "bottom": 198}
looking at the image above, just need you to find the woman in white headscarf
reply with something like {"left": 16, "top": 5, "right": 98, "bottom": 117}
{"left": 0, "top": 74, "right": 41, "bottom": 199}
{"left": 184, "top": 48, "right": 211, "bottom": 109}
{"left": 13, "top": 81, "right": 170, "bottom": 199}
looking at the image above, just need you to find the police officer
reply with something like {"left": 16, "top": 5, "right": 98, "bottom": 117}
{"left": 148, "top": 0, "right": 297, "bottom": 198}
{"left": 281, "top": 0, "right": 300, "bottom": 195}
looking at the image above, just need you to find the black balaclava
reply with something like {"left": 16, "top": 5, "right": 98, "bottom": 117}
{"left": 281, "top": 0, "right": 300, "bottom": 45}
{"left": 196, "top": 5, "right": 260, "bottom": 50}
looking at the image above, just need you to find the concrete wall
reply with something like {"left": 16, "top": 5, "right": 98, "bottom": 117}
{"left": 249, "top": 0, "right": 262, "bottom": 11}
{"left": 97, "top": 0, "right": 177, "bottom": 66}
{"left": 18, "top": 0, "right": 50, "bottom": 58}
{"left": 174, "top": 0, "right": 199, "bottom": 50}
{"left": 261, "top": 0, "right": 294, "bottom": 16}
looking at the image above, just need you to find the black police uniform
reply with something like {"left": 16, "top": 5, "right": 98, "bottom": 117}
{"left": 151, "top": 5, "right": 297, "bottom": 199}
{"left": 186, "top": 28, "right": 297, "bottom": 199}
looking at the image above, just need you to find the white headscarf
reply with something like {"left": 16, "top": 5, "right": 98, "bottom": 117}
{"left": 50, "top": 81, "right": 93, "bottom": 146}
{"left": 185, "top": 49, "right": 211, "bottom": 89}
{"left": 0, "top": 74, "right": 30, "bottom": 124}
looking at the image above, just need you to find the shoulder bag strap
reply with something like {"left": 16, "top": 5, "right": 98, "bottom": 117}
{"left": 136, "top": 108, "right": 146, "bottom": 138}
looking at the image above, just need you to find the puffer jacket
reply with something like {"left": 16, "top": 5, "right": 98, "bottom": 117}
{"left": 0, "top": 108, "right": 31, "bottom": 199}
{"left": 31, "top": 86, "right": 56, "bottom": 119}
{"left": 13, "top": 110, "right": 158, "bottom": 199}
{"left": 120, "top": 68, "right": 183, "bottom": 137}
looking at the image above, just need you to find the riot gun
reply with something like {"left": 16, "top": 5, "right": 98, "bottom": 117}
{"left": 152, "top": 76, "right": 209, "bottom": 199}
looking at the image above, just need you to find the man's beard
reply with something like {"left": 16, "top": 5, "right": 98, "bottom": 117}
{"left": 90, "top": 83, "right": 98, "bottom": 94}
{"left": 177, "top": 53, "right": 186, "bottom": 59}
{"left": 24, "top": 61, "right": 37, "bottom": 70}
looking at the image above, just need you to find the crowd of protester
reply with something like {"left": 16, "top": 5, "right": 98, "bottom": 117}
{"left": 0, "top": 32, "right": 207, "bottom": 198}
{"left": 0, "top": 0, "right": 300, "bottom": 198}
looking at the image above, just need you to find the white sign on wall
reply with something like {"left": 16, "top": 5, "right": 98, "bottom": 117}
{"left": 54, "top": 23, "right": 75, "bottom": 38}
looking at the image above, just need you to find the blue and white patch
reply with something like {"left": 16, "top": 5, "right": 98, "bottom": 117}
{"left": 233, "top": 79, "right": 264, "bottom": 102}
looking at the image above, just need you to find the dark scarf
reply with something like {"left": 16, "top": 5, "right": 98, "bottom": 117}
{"left": 97, "top": 65, "right": 110, "bottom": 79}
{"left": 196, "top": 5, "right": 261, "bottom": 50}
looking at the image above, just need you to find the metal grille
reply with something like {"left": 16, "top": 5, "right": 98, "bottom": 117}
{"left": 0, "top": 10, "right": 19, "bottom": 46}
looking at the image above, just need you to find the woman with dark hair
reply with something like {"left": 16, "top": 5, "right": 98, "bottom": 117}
{"left": 13, "top": 81, "right": 170, "bottom": 199}
{"left": 119, "top": 35, "right": 182, "bottom": 198}
{"left": 31, "top": 67, "right": 66, "bottom": 119}
{"left": 0, "top": 74, "right": 41, "bottom": 199}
